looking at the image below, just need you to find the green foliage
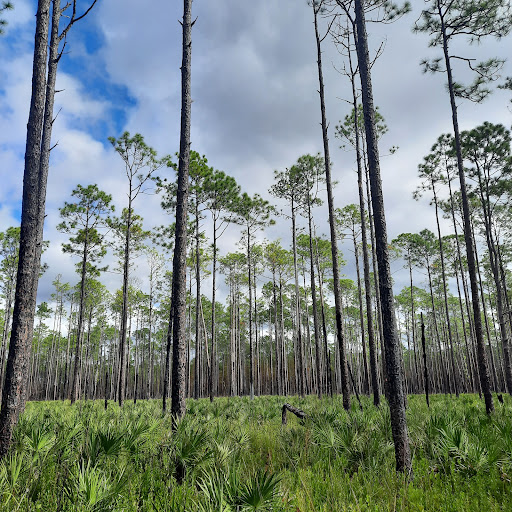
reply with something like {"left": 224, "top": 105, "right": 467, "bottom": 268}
{"left": 0, "top": 1, "right": 13, "bottom": 35}
{"left": 414, "top": 0, "right": 512, "bottom": 102}
{"left": 1, "top": 396, "right": 512, "bottom": 510}
{"left": 58, "top": 184, "right": 114, "bottom": 277}
{"left": 237, "top": 469, "right": 281, "bottom": 511}
{"left": 336, "top": 105, "right": 390, "bottom": 151}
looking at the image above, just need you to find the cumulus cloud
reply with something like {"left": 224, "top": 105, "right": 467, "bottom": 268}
{"left": 1, "top": 0, "right": 511, "bottom": 306}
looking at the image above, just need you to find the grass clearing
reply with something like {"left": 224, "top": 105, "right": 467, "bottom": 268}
{"left": 0, "top": 394, "right": 510, "bottom": 510}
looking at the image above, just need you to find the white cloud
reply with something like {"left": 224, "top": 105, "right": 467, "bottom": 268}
{"left": 1, "top": 0, "right": 511, "bottom": 309}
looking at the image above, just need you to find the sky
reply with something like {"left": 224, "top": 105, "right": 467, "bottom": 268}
{"left": 0, "top": 0, "right": 511, "bottom": 309}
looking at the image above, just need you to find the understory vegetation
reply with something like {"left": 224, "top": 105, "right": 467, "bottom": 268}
{"left": 1, "top": 394, "right": 511, "bottom": 511}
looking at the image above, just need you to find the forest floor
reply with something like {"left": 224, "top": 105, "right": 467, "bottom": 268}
{"left": 0, "top": 393, "right": 511, "bottom": 510}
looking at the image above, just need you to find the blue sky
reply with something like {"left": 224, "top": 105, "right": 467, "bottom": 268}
{"left": 1, "top": 0, "right": 511, "bottom": 308}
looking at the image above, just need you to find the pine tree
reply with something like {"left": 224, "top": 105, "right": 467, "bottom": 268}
{"left": 58, "top": 184, "right": 114, "bottom": 404}
{"left": 414, "top": 0, "right": 512, "bottom": 414}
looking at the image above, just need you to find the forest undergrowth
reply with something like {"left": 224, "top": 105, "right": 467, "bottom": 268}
{"left": 0, "top": 394, "right": 511, "bottom": 511}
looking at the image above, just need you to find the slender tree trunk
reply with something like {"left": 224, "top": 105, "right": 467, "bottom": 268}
{"left": 353, "top": 101, "right": 380, "bottom": 405}
{"left": 307, "top": 200, "right": 323, "bottom": 398}
{"left": 45, "top": 303, "right": 58, "bottom": 401}
{"left": 432, "top": 185, "right": 459, "bottom": 396}
{"left": 354, "top": 0, "right": 411, "bottom": 472}
{"left": 147, "top": 284, "right": 154, "bottom": 399}
{"left": 440, "top": 19, "right": 493, "bottom": 413}
{"left": 117, "top": 198, "right": 132, "bottom": 406}
{"left": 291, "top": 202, "right": 305, "bottom": 398}
{"left": 408, "top": 263, "right": 420, "bottom": 389}
{"left": 313, "top": 2, "right": 350, "bottom": 409}
{"left": 353, "top": 239, "right": 369, "bottom": 395}
{"left": 209, "top": 222, "right": 218, "bottom": 402}
{"left": 476, "top": 171, "right": 512, "bottom": 394}
{"left": 421, "top": 313, "right": 429, "bottom": 407}
{"left": 302, "top": 268, "right": 314, "bottom": 394}
{"left": 426, "top": 260, "right": 449, "bottom": 393}
{"left": 70, "top": 233, "right": 89, "bottom": 404}
{"left": 454, "top": 262, "right": 477, "bottom": 390}
{"left": 162, "top": 287, "right": 174, "bottom": 412}
{"left": 254, "top": 277, "right": 261, "bottom": 396}
{"left": 168, "top": 0, "right": 193, "bottom": 421}
{"left": 247, "top": 227, "right": 255, "bottom": 400}
{"left": 447, "top": 174, "right": 481, "bottom": 390}
{"left": 62, "top": 302, "right": 73, "bottom": 399}
{"left": 279, "top": 281, "right": 288, "bottom": 396}
{"left": 316, "top": 248, "right": 333, "bottom": 397}
{"left": 272, "top": 273, "right": 281, "bottom": 396}
{"left": 0, "top": 287, "right": 14, "bottom": 402}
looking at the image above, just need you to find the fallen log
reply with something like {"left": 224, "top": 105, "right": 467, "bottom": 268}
{"left": 282, "top": 403, "right": 306, "bottom": 425}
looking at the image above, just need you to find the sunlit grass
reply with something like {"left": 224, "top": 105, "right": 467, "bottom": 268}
{"left": 0, "top": 394, "right": 510, "bottom": 510}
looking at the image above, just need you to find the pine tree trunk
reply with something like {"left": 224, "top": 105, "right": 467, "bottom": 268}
{"left": 70, "top": 230, "right": 89, "bottom": 404}
{"left": 354, "top": 0, "right": 411, "bottom": 472}
{"left": 312, "top": 2, "right": 350, "bottom": 409}
{"left": 477, "top": 172, "right": 512, "bottom": 394}
{"left": 355, "top": 113, "right": 380, "bottom": 405}
{"left": 162, "top": 289, "right": 173, "bottom": 412}
{"left": 247, "top": 227, "right": 255, "bottom": 400}
{"left": 209, "top": 221, "right": 218, "bottom": 402}
{"left": 0, "top": 286, "right": 14, "bottom": 402}
{"left": 168, "top": 0, "right": 193, "bottom": 421}
{"left": 307, "top": 200, "right": 323, "bottom": 398}
{"left": 353, "top": 239, "right": 369, "bottom": 395}
{"left": 440, "top": 23, "right": 493, "bottom": 413}
{"left": 117, "top": 198, "right": 132, "bottom": 407}
{"left": 291, "top": 202, "right": 305, "bottom": 398}
{"left": 421, "top": 313, "right": 429, "bottom": 407}
{"left": 316, "top": 249, "right": 333, "bottom": 397}
{"left": 432, "top": 185, "right": 459, "bottom": 396}
{"left": 0, "top": 0, "right": 52, "bottom": 458}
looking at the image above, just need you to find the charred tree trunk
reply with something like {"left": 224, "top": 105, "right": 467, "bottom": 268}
{"left": 440, "top": 23, "right": 493, "bottom": 414}
{"left": 354, "top": 0, "right": 411, "bottom": 472}
{"left": 209, "top": 221, "right": 218, "bottom": 402}
{"left": 117, "top": 199, "right": 132, "bottom": 407}
{"left": 282, "top": 403, "right": 306, "bottom": 425}
{"left": 312, "top": 1, "right": 350, "bottom": 409}
{"left": 169, "top": 0, "right": 193, "bottom": 422}
{"left": 432, "top": 184, "right": 459, "bottom": 396}
{"left": 291, "top": 201, "right": 305, "bottom": 398}
{"left": 307, "top": 199, "right": 323, "bottom": 398}
{"left": 421, "top": 313, "right": 429, "bottom": 408}
{"left": 0, "top": 0, "right": 52, "bottom": 458}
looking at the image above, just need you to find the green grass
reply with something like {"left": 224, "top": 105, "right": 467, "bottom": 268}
{"left": 0, "top": 394, "right": 511, "bottom": 510}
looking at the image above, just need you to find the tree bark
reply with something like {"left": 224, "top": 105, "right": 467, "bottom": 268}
{"left": 117, "top": 198, "right": 132, "bottom": 406}
{"left": 354, "top": 0, "right": 411, "bottom": 473}
{"left": 307, "top": 199, "right": 323, "bottom": 398}
{"left": 313, "top": 1, "right": 350, "bottom": 409}
{"left": 169, "top": 0, "right": 193, "bottom": 422}
{"left": 209, "top": 220, "right": 218, "bottom": 402}
{"left": 421, "top": 313, "right": 429, "bottom": 407}
{"left": 291, "top": 201, "right": 305, "bottom": 398}
{"left": 70, "top": 224, "right": 89, "bottom": 404}
{"left": 0, "top": 0, "right": 51, "bottom": 458}
{"left": 162, "top": 288, "right": 173, "bottom": 412}
{"left": 247, "top": 226, "right": 255, "bottom": 400}
{"left": 440, "top": 19, "right": 493, "bottom": 414}
{"left": 476, "top": 169, "right": 512, "bottom": 394}
{"left": 282, "top": 403, "right": 306, "bottom": 425}
{"left": 353, "top": 100, "right": 379, "bottom": 406}
{"left": 432, "top": 184, "right": 459, "bottom": 396}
